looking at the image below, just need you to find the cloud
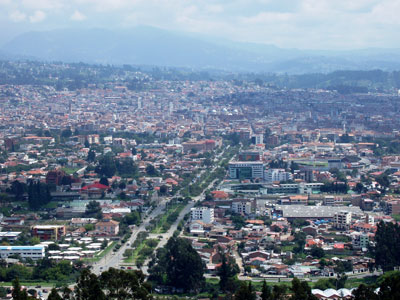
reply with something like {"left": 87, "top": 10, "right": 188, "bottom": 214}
{"left": 71, "top": 10, "right": 86, "bottom": 21}
{"left": 9, "top": 10, "right": 27, "bottom": 22}
{"left": 29, "top": 10, "right": 46, "bottom": 23}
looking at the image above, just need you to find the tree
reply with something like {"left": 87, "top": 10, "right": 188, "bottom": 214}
{"left": 48, "top": 288, "right": 62, "bottom": 300}
{"left": 159, "top": 185, "right": 168, "bottom": 195}
{"left": 99, "top": 268, "right": 151, "bottom": 300}
{"left": 145, "top": 164, "right": 158, "bottom": 176}
{"left": 99, "top": 177, "right": 109, "bottom": 186}
{"left": 95, "top": 154, "right": 116, "bottom": 178}
{"left": 372, "top": 221, "right": 400, "bottom": 271}
{"left": 85, "top": 201, "right": 103, "bottom": 219}
{"left": 352, "top": 284, "right": 378, "bottom": 300}
{"left": 271, "top": 285, "right": 287, "bottom": 300}
{"left": 290, "top": 277, "right": 317, "bottom": 300}
{"left": 261, "top": 280, "right": 271, "bottom": 300}
{"left": 310, "top": 246, "right": 325, "bottom": 259}
{"left": 235, "top": 282, "right": 256, "bottom": 300}
{"left": 61, "top": 128, "right": 72, "bottom": 138}
{"left": 10, "top": 180, "right": 26, "bottom": 201}
{"left": 148, "top": 237, "right": 205, "bottom": 292}
{"left": 75, "top": 269, "right": 106, "bottom": 300}
{"left": 87, "top": 149, "right": 96, "bottom": 162}
{"left": 11, "top": 277, "right": 29, "bottom": 300}
{"left": 217, "top": 252, "right": 240, "bottom": 292}
{"left": 27, "top": 181, "right": 52, "bottom": 209}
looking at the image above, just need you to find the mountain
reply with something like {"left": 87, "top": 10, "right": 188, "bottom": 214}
{"left": 2, "top": 27, "right": 400, "bottom": 74}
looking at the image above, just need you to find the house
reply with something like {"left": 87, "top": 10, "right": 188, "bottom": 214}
{"left": 81, "top": 183, "right": 109, "bottom": 198}
{"left": 95, "top": 220, "right": 120, "bottom": 235}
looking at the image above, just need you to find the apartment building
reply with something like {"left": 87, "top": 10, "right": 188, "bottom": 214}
{"left": 334, "top": 211, "right": 352, "bottom": 230}
{"left": 191, "top": 207, "right": 215, "bottom": 224}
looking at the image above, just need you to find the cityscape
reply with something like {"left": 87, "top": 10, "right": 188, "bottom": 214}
{"left": 1, "top": 1, "right": 400, "bottom": 300}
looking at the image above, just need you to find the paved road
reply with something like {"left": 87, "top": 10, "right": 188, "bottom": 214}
{"left": 92, "top": 145, "right": 235, "bottom": 274}
{"left": 91, "top": 198, "right": 168, "bottom": 275}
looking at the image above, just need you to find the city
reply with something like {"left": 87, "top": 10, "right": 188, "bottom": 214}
{"left": 0, "top": 61, "right": 400, "bottom": 299}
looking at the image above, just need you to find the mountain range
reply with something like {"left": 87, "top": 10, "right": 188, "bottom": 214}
{"left": 2, "top": 26, "right": 400, "bottom": 74}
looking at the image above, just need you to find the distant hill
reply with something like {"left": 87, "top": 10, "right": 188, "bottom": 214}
{"left": 2, "top": 26, "right": 400, "bottom": 74}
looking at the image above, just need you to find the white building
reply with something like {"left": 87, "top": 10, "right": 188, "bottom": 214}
{"left": 352, "top": 233, "right": 369, "bottom": 250}
{"left": 264, "top": 169, "right": 292, "bottom": 183}
{"left": 334, "top": 211, "right": 352, "bottom": 230}
{"left": 232, "top": 201, "right": 252, "bottom": 215}
{"left": 0, "top": 246, "right": 45, "bottom": 260}
{"left": 191, "top": 207, "right": 214, "bottom": 224}
{"left": 229, "top": 161, "right": 264, "bottom": 180}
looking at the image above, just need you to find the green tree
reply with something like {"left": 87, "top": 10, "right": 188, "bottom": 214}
{"left": 75, "top": 269, "right": 106, "bottom": 300}
{"left": 352, "top": 284, "right": 378, "bottom": 300}
{"left": 261, "top": 280, "right": 271, "bottom": 300}
{"left": 11, "top": 277, "right": 29, "bottom": 300}
{"left": 145, "top": 164, "right": 158, "bottom": 176}
{"left": 95, "top": 154, "right": 117, "bottom": 178}
{"left": 148, "top": 237, "right": 205, "bottom": 292}
{"left": 271, "top": 285, "right": 287, "bottom": 300}
{"left": 85, "top": 201, "right": 103, "bottom": 219}
{"left": 217, "top": 253, "right": 240, "bottom": 292}
{"left": 99, "top": 268, "right": 151, "bottom": 300}
{"left": 10, "top": 180, "right": 26, "bottom": 201}
{"left": 48, "top": 288, "right": 62, "bottom": 300}
{"left": 290, "top": 277, "right": 317, "bottom": 300}
{"left": 87, "top": 149, "right": 96, "bottom": 162}
{"left": 235, "top": 282, "right": 256, "bottom": 300}
{"left": 372, "top": 221, "right": 400, "bottom": 271}
{"left": 310, "top": 246, "right": 325, "bottom": 259}
{"left": 61, "top": 128, "right": 72, "bottom": 138}
{"left": 99, "top": 177, "right": 109, "bottom": 186}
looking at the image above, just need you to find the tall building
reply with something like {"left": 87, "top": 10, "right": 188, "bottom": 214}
{"left": 229, "top": 161, "right": 264, "bottom": 180}
{"left": 264, "top": 169, "right": 292, "bottom": 183}
{"left": 231, "top": 201, "right": 252, "bottom": 215}
{"left": 191, "top": 207, "right": 214, "bottom": 224}
{"left": 334, "top": 211, "right": 352, "bottom": 230}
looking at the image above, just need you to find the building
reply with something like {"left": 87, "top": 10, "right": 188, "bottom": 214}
{"left": 95, "top": 220, "right": 120, "bottom": 235}
{"left": 182, "top": 139, "right": 216, "bottom": 153}
{"left": 231, "top": 201, "right": 252, "bottom": 215}
{"left": 385, "top": 200, "right": 400, "bottom": 215}
{"left": 323, "top": 196, "right": 344, "bottom": 206}
{"left": 229, "top": 161, "right": 264, "bottom": 180}
{"left": 274, "top": 205, "right": 361, "bottom": 221}
{"left": 31, "top": 225, "right": 66, "bottom": 240}
{"left": 238, "top": 151, "right": 262, "bottom": 162}
{"left": 264, "top": 169, "right": 292, "bottom": 183}
{"left": 0, "top": 232, "right": 21, "bottom": 242}
{"left": 352, "top": 233, "right": 369, "bottom": 250}
{"left": 46, "top": 170, "right": 67, "bottom": 185}
{"left": 0, "top": 246, "right": 45, "bottom": 260}
{"left": 279, "top": 195, "right": 308, "bottom": 205}
{"left": 191, "top": 207, "right": 215, "bottom": 224}
{"left": 334, "top": 211, "right": 352, "bottom": 230}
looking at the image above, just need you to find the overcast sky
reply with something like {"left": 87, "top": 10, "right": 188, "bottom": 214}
{"left": 1, "top": 0, "right": 399, "bottom": 50}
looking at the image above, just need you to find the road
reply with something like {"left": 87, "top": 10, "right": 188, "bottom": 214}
{"left": 92, "top": 144, "right": 236, "bottom": 274}
{"left": 91, "top": 198, "right": 167, "bottom": 275}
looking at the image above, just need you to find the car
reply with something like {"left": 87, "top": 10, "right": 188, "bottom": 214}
{"left": 35, "top": 285, "right": 41, "bottom": 288}
{"left": 127, "top": 267, "right": 132, "bottom": 269}
{"left": 42, "top": 289, "right": 48, "bottom": 293}
{"left": 120, "top": 266, "right": 125, "bottom": 269}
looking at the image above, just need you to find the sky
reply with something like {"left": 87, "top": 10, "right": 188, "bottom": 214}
{"left": 1, "top": 0, "right": 400, "bottom": 50}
